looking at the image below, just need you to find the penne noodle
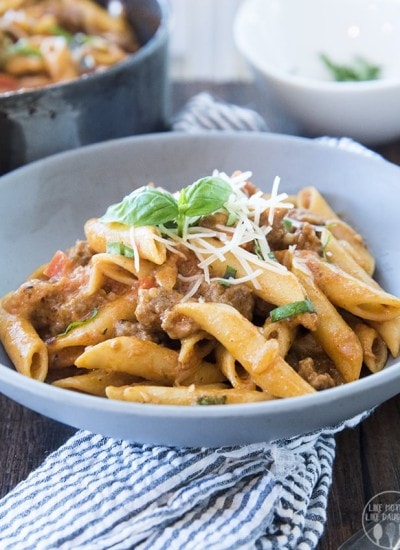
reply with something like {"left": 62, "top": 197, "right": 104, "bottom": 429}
{"left": 215, "top": 346, "right": 257, "bottom": 391}
{"left": 326, "top": 219, "right": 375, "bottom": 275}
{"left": 47, "top": 291, "right": 138, "bottom": 353}
{"left": 75, "top": 336, "right": 226, "bottom": 386}
{"left": 106, "top": 384, "right": 275, "bottom": 405}
{"left": 261, "top": 318, "right": 297, "bottom": 357}
{"left": 296, "top": 186, "right": 338, "bottom": 220}
{"left": 53, "top": 369, "right": 139, "bottom": 397}
{"left": 301, "top": 251, "right": 400, "bottom": 322}
{"left": 346, "top": 318, "right": 388, "bottom": 373}
{"left": 0, "top": 306, "right": 48, "bottom": 381}
{"left": 320, "top": 229, "right": 378, "bottom": 287}
{"left": 86, "top": 253, "right": 139, "bottom": 293}
{"left": 193, "top": 236, "right": 305, "bottom": 306}
{"left": 369, "top": 316, "right": 400, "bottom": 358}
{"left": 85, "top": 218, "right": 166, "bottom": 265}
{"left": 291, "top": 257, "right": 363, "bottom": 382}
{"left": 173, "top": 301, "right": 315, "bottom": 397}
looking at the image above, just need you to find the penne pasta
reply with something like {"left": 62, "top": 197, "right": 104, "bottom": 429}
{"left": 0, "top": 306, "right": 48, "bottom": 381}
{"left": 291, "top": 257, "right": 363, "bottom": 382}
{"left": 215, "top": 346, "right": 257, "bottom": 391}
{"left": 47, "top": 291, "right": 138, "bottom": 353}
{"left": 75, "top": 336, "right": 226, "bottom": 386}
{"left": 345, "top": 318, "right": 388, "bottom": 373}
{"left": 173, "top": 301, "right": 316, "bottom": 397}
{"left": 106, "top": 384, "right": 275, "bottom": 405}
{"left": 320, "top": 229, "right": 378, "bottom": 287}
{"left": 194, "top": 236, "right": 305, "bottom": 306}
{"left": 296, "top": 186, "right": 338, "bottom": 220}
{"left": 1, "top": 170, "right": 398, "bottom": 406}
{"left": 301, "top": 250, "right": 400, "bottom": 322}
{"left": 85, "top": 218, "right": 167, "bottom": 265}
{"left": 53, "top": 369, "right": 140, "bottom": 397}
{"left": 369, "top": 316, "right": 400, "bottom": 358}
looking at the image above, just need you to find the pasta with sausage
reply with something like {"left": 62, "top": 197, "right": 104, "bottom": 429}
{"left": 1, "top": 169, "right": 399, "bottom": 405}
{"left": 0, "top": 0, "right": 139, "bottom": 93}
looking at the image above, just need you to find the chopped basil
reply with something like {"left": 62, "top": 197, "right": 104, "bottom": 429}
{"left": 283, "top": 218, "right": 293, "bottom": 231}
{"left": 7, "top": 42, "right": 42, "bottom": 58}
{"left": 267, "top": 251, "right": 278, "bottom": 262}
{"left": 106, "top": 241, "right": 135, "bottom": 258}
{"left": 219, "top": 265, "right": 237, "bottom": 286}
{"left": 197, "top": 395, "right": 227, "bottom": 405}
{"left": 321, "top": 233, "right": 332, "bottom": 261}
{"left": 320, "top": 53, "right": 381, "bottom": 82}
{"left": 101, "top": 177, "right": 232, "bottom": 236}
{"left": 57, "top": 308, "right": 99, "bottom": 337}
{"left": 48, "top": 24, "right": 74, "bottom": 42}
{"left": 270, "top": 298, "right": 315, "bottom": 322}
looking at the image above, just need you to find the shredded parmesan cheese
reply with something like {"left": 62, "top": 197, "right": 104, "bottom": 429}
{"left": 129, "top": 227, "right": 140, "bottom": 273}
{"left": 156, "top": 171, "right": 295, "bottom": 290}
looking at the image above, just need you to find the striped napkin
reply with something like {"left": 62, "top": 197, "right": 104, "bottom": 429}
{"left": 0, "top": 93, "right": 372, "bottom": 550}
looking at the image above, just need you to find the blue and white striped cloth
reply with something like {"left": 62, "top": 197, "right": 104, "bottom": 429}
{"left": 0, "top": 93, "right": 372, "bottom": 550}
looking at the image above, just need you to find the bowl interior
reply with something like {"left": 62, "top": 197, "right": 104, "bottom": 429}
{"left": 234, "top": 0, "right": 400, "bottom": 83}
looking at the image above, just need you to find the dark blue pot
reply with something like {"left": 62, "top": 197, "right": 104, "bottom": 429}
{"left": 0, "top": 0, "right": 170, "bottom": 174}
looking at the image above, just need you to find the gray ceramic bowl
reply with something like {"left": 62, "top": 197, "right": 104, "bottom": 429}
{"left": 0, "top": 0, "right": 169, "bottom": 175}
{"left": 1, "top": 132, "right": 400, "bottom": 447}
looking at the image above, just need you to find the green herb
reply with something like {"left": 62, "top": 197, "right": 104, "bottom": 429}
{"left": 253, "top": 240, "right": 263, "bottom": 260}
{"left": 219, "top": 265, "right": 237, "bottom": 286}
{"left": 267, "top": 251, "right": 278, "bottom": 262}
{"left": 106, "top": 241, "right": 135, "bottom": 257}
{"left": 101, "top": 177, "right": 232, "bottom": 236}
{"left": 226, "top": 211, "right": 238, "bottom": 226}
{"left": 48, "top": 24, "right": 74, "bottom": 42}
{"left": 270, "top": 298, "right": 315, "bottom": 322}
{"left": 7, "top": 42, "right": 42, "bottom": 58}
{"left": 57, "top": 308, "right": 99, "bottom": 337}
{"left": 197, "top": 395, "right": 227, "bottom": 405}
{"left": 321, "top": 233, "right": 332, "bottom": 261}
{"left": 320, "top": 53, "right": 381, "bottom": 82}
{"left": 283, "top": 218, "right": 293, "bottom": 231}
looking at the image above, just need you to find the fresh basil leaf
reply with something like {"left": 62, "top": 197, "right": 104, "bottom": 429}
{"left": 182, "top": 177, "right": 232, "bottom": 217}
{"left": 219, "top": 265, "right": 237, "bottom": 286}
{"left": 270, "top": 298, "right": 315, "bottom": 322}
{"left": 101, "top": 187, "right": 178, "bottom": 227}
{"left": 132, "top": 189, "right": 178, "bottom": 225}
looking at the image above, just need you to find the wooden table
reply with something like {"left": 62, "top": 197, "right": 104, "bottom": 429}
{"left": 1, "top": 80, "right": 400, "bottom": 549}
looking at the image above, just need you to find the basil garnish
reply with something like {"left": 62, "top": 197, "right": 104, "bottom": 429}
{"left": 270, "top": 298, "right": 315, "bottom": 322}
{"left": 101, "top": 177, "right": 232, "bottom": 236}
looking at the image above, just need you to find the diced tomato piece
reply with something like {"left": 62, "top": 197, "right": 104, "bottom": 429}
{"left": 43, "top": 250, "right": 74, "bottom": 279}
{"left": 138, "top": 276, "right": 156, "bottom": 289}
{"left": 0, "top": 73, "right": 19, "bottom": 93}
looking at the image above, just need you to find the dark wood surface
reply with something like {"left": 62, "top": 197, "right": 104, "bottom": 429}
{"left": 1, "top": 80, "right": 400, "bottom": 549}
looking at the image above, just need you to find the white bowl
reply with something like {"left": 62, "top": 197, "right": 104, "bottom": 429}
{"left": 1, "top": 132, "right": 400, "bottom": 446}
{"left": 234, "top": 0, "right": 400, "bottom": 145}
